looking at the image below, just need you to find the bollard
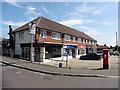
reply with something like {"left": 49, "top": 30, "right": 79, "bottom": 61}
{"left": 103, "top": 49, "right": 109, "bottom": 69}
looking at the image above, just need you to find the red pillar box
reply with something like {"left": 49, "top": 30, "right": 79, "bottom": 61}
{"left": 103, "top": 49, "right": 109, "bottom": 69}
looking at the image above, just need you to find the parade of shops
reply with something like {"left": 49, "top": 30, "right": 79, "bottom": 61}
{"left": 12, "top": 16, "right": 97, "bottom": 62}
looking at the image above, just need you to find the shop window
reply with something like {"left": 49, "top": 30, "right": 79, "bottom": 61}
{"left": 78, "top": 48, "right": 86, "bottom": 55}
{"left": 65, "top": 49, "right": 72, "bottom": 56}
{"left": 64, "top": 34, "right": 70, "bottom": 41}
{"left": 81, "top": 49, "right": 85, "bottom": 54}
{"left": 21, "top": 47, "right": 30, "bottom": 60}
{"left": 52, "top": 32, "right": 60, "bottom": 40}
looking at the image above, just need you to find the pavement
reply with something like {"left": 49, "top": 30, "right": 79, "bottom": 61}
{"left": 0, "top": 56, "right": 119, "bottom": 78}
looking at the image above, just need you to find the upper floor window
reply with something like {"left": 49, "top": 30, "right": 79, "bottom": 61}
{"left": 19, "top": 32, "right": 24, "bottom": 40}
{"left": 52, "top": 32, "right": 60, "bottom": 40}
{"left": 83, "top": 39, "right": 85, "bottom": 43}
{"left": 89, "top": 40, "right": 91, "bottom": 44}
{"left": 87, "top": 40, "right": 89, "bottom": 43}
{"left": 64, "top": 34, "right": 70, "bottom": 41}
{"left": 94, "top": 41, "right": 96, "bottom": 44}
{"left": 86, "top": 39, "right": 88, "bottom": 43}
{"left": 41, "top": 30, "right": 47, "bottom": 38}
{"left": 72, "top": 36, "right": 76, "bottom": 42}
{"left": 78, "top": 37, "right": 82, "bottom": 43}
{"left": 91, "top": 41, "right": 94, "bottom": 44}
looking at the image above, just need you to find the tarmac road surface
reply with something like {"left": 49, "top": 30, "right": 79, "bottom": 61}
{"left": 1, "top": 63, "right": 118, "bottom": 88}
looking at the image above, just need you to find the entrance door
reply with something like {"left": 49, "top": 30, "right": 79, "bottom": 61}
{"left": 72, "top": 49, "right": 76, "bottom": 58}
{"left": 86, "top": 48, "right": 88, "bottom": 54}
{"left": 21, "top": 47, "right": 30, "bottom": 61}
{"left": 34, "top": 47, "right": 40, "bottom": 62}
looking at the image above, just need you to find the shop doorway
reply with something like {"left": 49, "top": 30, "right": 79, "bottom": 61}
{"left": 45, "top": 44, "right": 62, "bottom": 59}
{"left": 21, "top": 47, "right": 30, "bottom": 61}
{"left": 72, "top": 49, "right": 76, "bottom": 58}
{"left": 34, "top": 47, "right": 40, "bottom": 62}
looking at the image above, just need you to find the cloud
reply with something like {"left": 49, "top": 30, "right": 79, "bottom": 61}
{"left": 59, "top": 19, "right": 84, "bottom": 27}
{"left": 59, "top": 19, "right": 93, "bottom": 27}
{"left": 76, "top": 26, "right": 104, "bottom": 36}
{"left": 2, "top": 20, "right": 27, "bottom": 27}
{"left": 42, "top": 5, "right": 49, "bottom": 13}
{"left": 75, "top": 3, "right": 95, "bottom": 14}
{"left": 24, "top": 6, "right": 40, "bottom": 20}
{"left": 75, "top": 2, "right": 109, "bottom": 15}
{"left": 4, "top": 0, "right": 22, "bottom": 8}
{"left": 102, "top": 21, "right": 113, "bottom": 25}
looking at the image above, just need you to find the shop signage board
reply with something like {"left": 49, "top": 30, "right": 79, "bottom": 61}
{"left": 77, "top": 45, "right": 86, "bottom": 48}
{"left": 67, "top": 45, "right": 75, "bottom": 49}
{"left": 63, "top": 45, "right": 75, "bottom": 49}
{"left": 29, "top": 22, "right": 36, "bottom": 35}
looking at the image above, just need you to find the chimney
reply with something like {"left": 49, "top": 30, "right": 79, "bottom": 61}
{"left": 8, "top": 25, "right": 13, "bottom": 47}
{"left": 9, "top": 25, "right": 12, "bottom": 34}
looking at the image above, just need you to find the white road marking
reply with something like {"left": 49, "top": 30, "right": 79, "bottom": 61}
{"left": 32, "top": 71, "right": 46, "bottom": 76}
{"left": 16, "top": 71, "right": 21, "bottom": 74}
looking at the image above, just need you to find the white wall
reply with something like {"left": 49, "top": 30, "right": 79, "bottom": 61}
{"left": 15, "top": 30, "right": 34, "bottom": 55}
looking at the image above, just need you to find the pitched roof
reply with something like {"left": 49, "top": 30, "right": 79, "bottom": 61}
{"left": 12, "top": 16, "right": 96, "bottom": 41}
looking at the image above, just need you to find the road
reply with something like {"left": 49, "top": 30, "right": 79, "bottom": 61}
{"left": 1, "top": 63, "right": 118, "bottom": 88}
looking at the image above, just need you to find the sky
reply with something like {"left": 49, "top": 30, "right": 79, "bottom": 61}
{"left": 1, "top": 1, "right": 119, "bottom": 46}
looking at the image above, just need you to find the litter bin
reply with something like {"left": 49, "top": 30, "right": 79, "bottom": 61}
{"left": 59, "top": 63, "right": 62, "bottom": 68}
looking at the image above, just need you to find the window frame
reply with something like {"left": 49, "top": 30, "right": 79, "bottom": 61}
{"left": 51, "top": 32, "right": 61, "bottom": 40}
{"left": 41, "top": 29, "right": 47, "bottom": 38}
{"left": 72, "top": 36, "right": 76, "bottom": 42}
{"left": 64, "top": 34, "right": 71, "bottom": 41}
{"left": 78, "top": 37, "right": 82, "bottom": 43}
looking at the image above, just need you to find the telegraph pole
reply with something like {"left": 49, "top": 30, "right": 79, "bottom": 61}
{"left": 116, "top": 32, "right": 118, "bottom": 51}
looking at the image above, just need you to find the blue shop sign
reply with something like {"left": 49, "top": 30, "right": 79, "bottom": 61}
{"left": 67, "top": 45, "right": 75, "bottom": 49}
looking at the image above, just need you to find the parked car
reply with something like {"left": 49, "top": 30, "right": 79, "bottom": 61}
{"left": 79, "top": 53, "right": 101, "bottom": 60}
{"left": 97, "top": 50, "right": 111, "bottom": 57}
{"left": 112, "top": 51, "right": 120, "bottom": 56}
{"left": 96, "top": 50, "right": 103, "bottom": 57}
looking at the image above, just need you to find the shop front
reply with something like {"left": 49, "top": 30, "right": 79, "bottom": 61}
{"left": 45, "top": 43, "right": 62, "bottom": 59}
{"left": 62, "top": 45, "right": 76, "bottom": 60}
{"left": 20, "top": 43, "right": 44, "bottom": 62}
{"left": 86, "top": 46, "right": 96, "bottom": 54}
{"left": 76, "top": 45, "right": 86, "bottom": 58}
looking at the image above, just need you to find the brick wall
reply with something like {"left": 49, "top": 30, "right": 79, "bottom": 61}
{"left": 37, "top": 30, "right": 96, "bottom": 46}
